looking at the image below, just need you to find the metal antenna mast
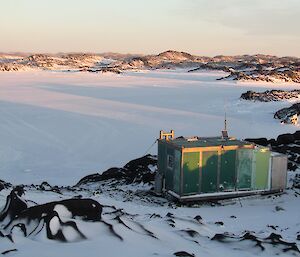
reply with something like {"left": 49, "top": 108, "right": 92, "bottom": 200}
{"left": 222, "top": 100, "right": 228, "bottom": 139}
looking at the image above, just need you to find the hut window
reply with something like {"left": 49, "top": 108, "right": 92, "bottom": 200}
{"left": 167, "top": 155, "right": 174, "bottom": 169}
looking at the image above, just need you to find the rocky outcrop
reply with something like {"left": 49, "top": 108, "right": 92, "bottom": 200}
{"left": 76, "top": 154, "right": 157, "bottom": 186}
{"left": 274, "top": 103, "right": 300, "bottom": 121}
{"left": 219, "top": 69, "right": 300, "bottom": 83}
{"left": 241, "top": 90, "right": 300, "bottom": 102}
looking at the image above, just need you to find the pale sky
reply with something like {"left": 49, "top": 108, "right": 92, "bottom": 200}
{"left": 1, "top": 0, "right": 299, "bottom": 56}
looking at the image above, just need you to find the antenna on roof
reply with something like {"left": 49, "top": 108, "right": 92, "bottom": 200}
{"left": 222, "top": 101, "right": 229, "bottom": 139}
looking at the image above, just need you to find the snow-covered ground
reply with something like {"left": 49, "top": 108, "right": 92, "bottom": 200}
{"left": 0, "top": 70, "right": 299, "bottom": 257}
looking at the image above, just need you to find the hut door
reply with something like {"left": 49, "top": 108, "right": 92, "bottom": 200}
{"left": 183, "top": 152, "right": 200, "bottom": 195}
{"left": 220, "top": 150, "right": 236, "bottom": 191}
{"left": 201, "top": 151, "right": 218, "bottom": 193}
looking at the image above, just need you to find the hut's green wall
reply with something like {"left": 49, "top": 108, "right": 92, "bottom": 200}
{"left": 201, "top": 151, "right": 218, "bottom": 193}
{"left": 183, "top": 152, "right": 200, "bottom": 195}
{"left": 158, "top": 142, "right": 166, "bottom": 175}
{"left": 165, "top": 147, "right": 175, "bottom": 190}
{"left": 220, "top": 150, "right": 236, "bottom": 191}
{"left": 158, "top": 142, "right": 181, "bottom": 192}
{"left": 173, "top": 150, "right": 181, "bottom": 194}
{"left": 236, "top": 149, "right": 253, "bottom": 190}
{"left": 254, "top": 149, "right": 270, "bottom": 190}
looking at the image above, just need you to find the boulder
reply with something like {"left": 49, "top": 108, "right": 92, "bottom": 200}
{"left": 277, "top": 134, "right": 295, "bottom": 145}
{"left": 244, "top": 138, "right": 268, "bottom": 146}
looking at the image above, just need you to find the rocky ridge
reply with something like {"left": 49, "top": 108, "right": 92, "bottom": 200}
{"left": 0, "top": 51, "right": 299, "bottom": 83}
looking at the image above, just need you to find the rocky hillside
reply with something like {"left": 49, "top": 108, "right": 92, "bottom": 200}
{"left": 0, "top": 51, "right": 299, "bottom": 82}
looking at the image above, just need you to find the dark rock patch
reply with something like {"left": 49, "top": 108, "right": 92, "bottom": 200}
{"left": 174, "top": 251, "right": 195, "bottom": 257}
{"left": 245, "top": 137, "right": 269, "bottom": 146}
{"left": 1, "top": 249, "right": 17, "bottom": 255}
{"left": 267, "top": 225, "right": 278, "bottom": 230}
{"left": 182, "top": 229, "right": 199, "bottom": 238}
{"left": 277, "top": 134, "right": 295, "bottom": 145}
{"left": 0, "top": 188, "right": 28, "bottom": 225}
{"left": 293, "top": 174, "right": 300, "bottom": 189}
{"left": 275, "top": 206, "right": 285, "bottom": 212}
{"left": 166, "top": 212, "right": 174, "bottom": 218}
{"left": 193, "top": 215, "right": 202, "bottom": 222}
{"left": 274, "top": 103, "right": 300, "bottom": 124}
{"left": 211, "top": 231, "right": 300, "bottom": 254}
{"left": 0, "top": 180, "right": 11, "bottom": 192}
{"left": 0, "top": 189, "right": 106, "bottom": 242}
{"left": 241, "top": 90, "right": 300, "bottom": 102}
{"left": 215, "top": 221, "right": 224, "bottom": 226}
{"left": 76, "top": 154, "right": 157, "bottom": 186}
{"left": 149, "top": 213, "right": 161, "bottom": 219}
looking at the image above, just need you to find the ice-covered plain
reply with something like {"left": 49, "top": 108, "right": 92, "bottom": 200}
{"left": 0, "top": 70, "right": 298, "bottom": 185}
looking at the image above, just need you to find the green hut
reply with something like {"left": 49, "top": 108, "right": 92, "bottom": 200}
{"left": 156, "top": 130, "right": 287, "bottom": 202}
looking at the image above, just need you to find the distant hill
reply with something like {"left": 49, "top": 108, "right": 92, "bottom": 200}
{"left": 0, "top": 50, "right": 299, "bottom": 83}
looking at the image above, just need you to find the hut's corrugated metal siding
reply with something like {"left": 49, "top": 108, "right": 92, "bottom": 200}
{"left": 183, "top": 152, "right": 200, "bottom": 195}
{"left": 271, "top": 154, "right": 287, "bottom": 190}
{"left": 236, "top": 149, "right": 253, "bottom": 190}
{"left": 254, "top": 149, "right": 270, "bottom": 190}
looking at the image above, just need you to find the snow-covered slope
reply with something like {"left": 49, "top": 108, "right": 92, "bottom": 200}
{"left": 0, "top": 70, "right": 299, "bottom": 257}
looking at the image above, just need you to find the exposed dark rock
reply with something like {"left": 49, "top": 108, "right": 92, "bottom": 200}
{"left": 220, "top": 69, "right": 300, "bottom": 83}
{"left": 294, "top": 131, "right": 300, "bottom": 140}
{"left": 0, "top": 188, "right": 27, "bottom": 224}
{"left": 267, "top": 225, "right": 278, "bottom": 230}
{"left": 85, "top": 67, "right": 122, "bottom": 74}
{"left": 0, "top": 189, "right": 104, "bottom": 242}
{"left": 215, "top": 221, "right": 224, "bottom": 226}
{"left": 241, "top": 90, "right": 300, "bottom": 102}
{"left": 288, "top": 162, "right": 297, "bottom": 171}
{"left": 174, "top": 251, "right": 195, "bottom": 257}
{"left": 277, "top": 134, "right": 295, "bottom": 145}
{"left": 182, "top": 229, "right": 199, "bottom": 238}
{"left": 166, "top": 212, "right": 174, "bottom": 218}
{"left": 76, "top": 154, "right": 157, "bottom": 186}
{"left": 0, "top": 180, "right": 12, "bottom": 192}
{"left": 1, "top": 249, "right": 17, "bottom": 255}
{"left": 269, "top": 139, "right": 278, "bottom": 147}
{"left": 274, "top": 103, "right": 300, "bottom": 121}
{"left": 293, "top": 174, "right": 300, "bottom": 189}
{"left": 193, "top": 215, "right": 202, "bottom": 222}
{"left": 245, "top": 137, "right": 269, "bottom": 146}
{"left": 44, "top": 211, "right": 86, "bottom": 242}
{"left": 211, "top": 231, "right": 300, "bottom": 254}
